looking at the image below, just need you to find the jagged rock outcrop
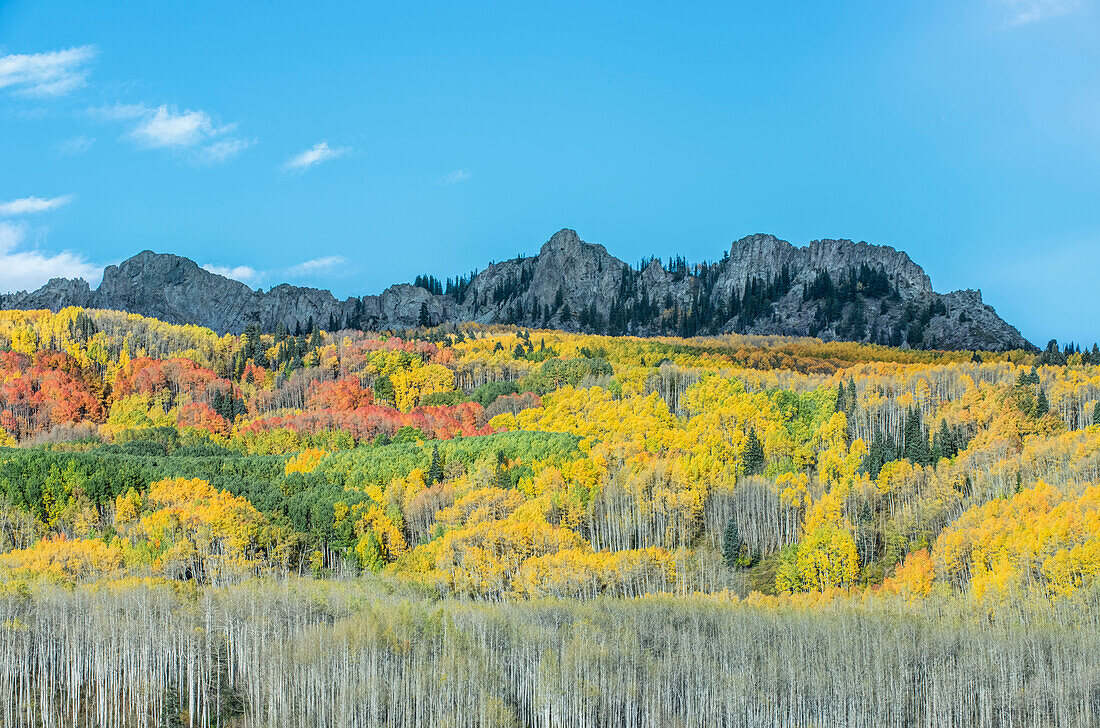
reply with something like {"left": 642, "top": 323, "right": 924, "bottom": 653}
{"left": 1, "top": 277, "right": 94, "bottom": 311}
{"left": 440, "top": 229, "right": 1029, "bottom": 350}
{"left": 0, "top": 251, "right": 362, "bottom": 335}
{"left": 0, "top": 229, "right": 1032, "bottom": 350}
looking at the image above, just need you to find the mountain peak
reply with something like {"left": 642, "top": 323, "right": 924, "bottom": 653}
{"left": 121, "top": 250, "right": 197, "bottom": 267}
{"left": 540, "top": 228, "right": 584, "bottom": 254}
{"left": 730, "top": 233, "right": 791, "bottom": 253}
{"left": 0, "top": 227, "right": 1031, "bottom": 350}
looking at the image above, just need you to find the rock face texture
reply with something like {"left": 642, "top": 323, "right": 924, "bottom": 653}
{"left": 0, "top": 229, "right": 1032, "bottom": 350}
{"left": 1, "top": 252, "right": 362, "bottom": 335}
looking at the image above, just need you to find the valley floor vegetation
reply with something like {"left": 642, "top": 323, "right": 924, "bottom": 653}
{"left": 0, "top": 307, "right": 1098, "bottom": 726}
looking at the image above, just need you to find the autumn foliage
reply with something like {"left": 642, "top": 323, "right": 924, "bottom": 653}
{"left": 0, "top": 307, "right": 1095, "bottom": 609}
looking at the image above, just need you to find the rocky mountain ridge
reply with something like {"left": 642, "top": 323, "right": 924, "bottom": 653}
{"left": 0, "top": 229, "right": 1032, "bottom": 350}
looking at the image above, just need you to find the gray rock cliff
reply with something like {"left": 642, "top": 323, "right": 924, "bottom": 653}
{"left": 0, "top": 229, "right": 1032, "bottom": 350}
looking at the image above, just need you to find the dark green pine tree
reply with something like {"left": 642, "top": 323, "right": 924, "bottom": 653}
{"left": 835, "top": 382, "right": 847, "bottom": 414}
{"left": 243, "top": 322, "right": 264, "bottom": 364}
{"left": 1094, "top": 401, "right": 1100, "bottom": 427}
{"left": 864, "top": 432, "right": 885, "bottom": 479}
{"left": 418, "top": 302, "right": 431, "bottom": 327}
{"left": 723, "top": 519, "right": 741, "bottom": 569}
{"left": 428, "top": 445, "right": 443, "bottom": 484}
{"left": 743, "top": 428, "right": 765, "bottom": 475}
{"left": 1014, "top": 369, "right": 1030, "bottom": 388}
{"left": 903, "top": 407, "right": 931, "bottom": 466}
{"left": 933, "top": 418, "right": 953, "bottom": 461}
{"left": 1035, "top": 388, "right": 1049, "bottom": 417}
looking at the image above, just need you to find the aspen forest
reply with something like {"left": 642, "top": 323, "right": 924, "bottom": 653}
{"left": 1, "top": 307, "right": 1099, "bottom": 726}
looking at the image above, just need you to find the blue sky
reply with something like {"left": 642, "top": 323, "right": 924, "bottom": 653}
{"left": 1, "top": 0, "right": 1098, "bottom": 345}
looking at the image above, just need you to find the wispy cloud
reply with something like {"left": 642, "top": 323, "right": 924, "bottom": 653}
{"left": 0, "top": 221, "right": 103, "bottom": 293}
{"left": 198, "top": 137, "right": 254, "bottom": 164}
{"left": 282, "top": 142, "right": 349, "bottom": 172}
{"left": 199, "top": 255, "right": 347, "bottom": 287}
{"left": 55, "top": 135, "right": 95, "bottom": 157}
{"left": 0, "top": 195, "right": 74, "bottom": 216}
{"left": 89, "top": 103, "right": 252, "bottom": 163}
{"left": 286, "top": 256, "right": 346, "bottom": 276}
{"left": 0, "top": 221, "right": 25, "bottom": 250}
{"left": 131, "top": 105, "right": 227, "bottom": 148}
{"left": 202, "top": 263, "right": 261, "bottom": 284}
{"left": 0, "top": 45, "right": 97, "bottom": 97}
{"left": 88, "top": 103, "right": 150, "bottom": 121}
{"left": 3, "top": 49, "right": 252, "bottom": 164}
{"left": 437, "top": 169, "right": 472, "bottom": 185}
{"left": 993, "top": 0, "right": 1084, "bottom": 26}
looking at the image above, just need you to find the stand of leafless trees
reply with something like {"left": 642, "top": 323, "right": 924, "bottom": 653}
{"left": 1, "top": 579, "right": 1097, "bottom": 728}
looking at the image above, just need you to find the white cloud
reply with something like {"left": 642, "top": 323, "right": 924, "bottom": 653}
{"left": 0, "top": 221, "right": 25, "bottom": 250}
{"left": 88, "top": 102, "right": 151, "bottom": 121}
{"left": 202, "top": 263, "right": 261, "bottom": 284}
{"left": 286, "top": 256, "right": 345, "bottom": 276}
{"left": 201, "top": 255, "right": 347, "bottom": 285}
{"left": 0, "top": 250, "right": 102, "bottom": 291}
{"left": 55, "top": 135, "right": 95, "bottom": 156}
{"left": 131, "top": 105, "right": 225, "bottom": 148}
{"left": 0, "top": 45, "right": 97, "bottom": 97}
{"left": 0, "top": 221, "right": 102, "bottom": 293}
{"left": 282, "top": 141, "right": 349, "bottom": 172}
{"left": 197, "top": 136, "right": 254, "bottom": 165}
{"left": 437, "top": 169, "right": 472, "bottom": 185}
{"left": 994, "top": 0, "right": 1083, "bottom": 26}
{"left": 0, "top": 195, "right": 74, "bottom": 216}
{"left": 200, "top": 256, "right": 346, "bottom": 285}
{"left": 89, "top": 103, "right": 250, "bottom": 163}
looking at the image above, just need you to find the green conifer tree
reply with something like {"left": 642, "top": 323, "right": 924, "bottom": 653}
{"left": 903, "top": 407, "right": 930, "bottom": 465}
{"left": 935, "top": 418, "right": 953, "bottom": 459}
{"left": 1036, "top": 388, "right": 1049, "bottom": 417}
{"left": 428, "top": 446, "right": 443, "bottom": 484}
{"left": 723, "top": 519, "right": 741, "bottom": 569}
{"left": 743, "top": 428, "right": 765, "bottom": 474}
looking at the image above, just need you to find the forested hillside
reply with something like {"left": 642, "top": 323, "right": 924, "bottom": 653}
{"left": 0, "top": 306, "right": 1098, "bottom": 726}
